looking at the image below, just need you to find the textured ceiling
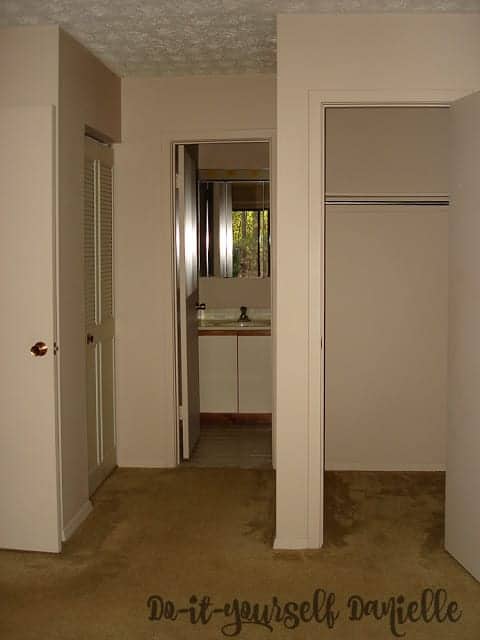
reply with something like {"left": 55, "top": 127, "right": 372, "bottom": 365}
{"left": 1, "top": 1, "right": 479, "bottom": 76}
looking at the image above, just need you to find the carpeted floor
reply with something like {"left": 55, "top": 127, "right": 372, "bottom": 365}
{"left": 0, "top": 469, "right": 479, "bottom": 639}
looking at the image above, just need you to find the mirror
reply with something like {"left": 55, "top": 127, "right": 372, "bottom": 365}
{"left": 199, "top": 180, "right": 270, "bottom": 278}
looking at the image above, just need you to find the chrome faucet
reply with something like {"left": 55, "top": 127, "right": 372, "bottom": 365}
{"left": 239, "top": 306, "right": 250, "bottom": 322}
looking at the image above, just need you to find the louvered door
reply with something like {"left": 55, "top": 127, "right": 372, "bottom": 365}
{"left": 84, "top": 138, "right": 116, "bottom": 496}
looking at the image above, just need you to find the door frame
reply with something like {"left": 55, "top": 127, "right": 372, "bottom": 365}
{"left": 308, "top": 88, "right": 472, "bottom": 548}
{"left": 169, "top": 130, "right": 276, "bottom": 467}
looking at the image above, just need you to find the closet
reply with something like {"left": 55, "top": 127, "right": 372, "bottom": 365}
{"left": 325, "top": 107, "right": 449, "bottom": 471}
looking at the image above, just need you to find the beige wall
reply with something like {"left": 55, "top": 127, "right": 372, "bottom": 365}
{"left": 325, "top": 107, "right": 449, "bottom": 196}
{"left": 198, "top": 142, "right": 269, "bottom": 169}
{"left": 0, "top": 26, "right": 58, "bottom": 107}
{"left": 276, "top": 14, "right": 480, "bottom": 549}
{"left": 58, "top": 30, "right": 121, "bottom": 532}
{"left": 326, "top": 206, "right": 448, "bottom": 470}
{"left": 199, "top": 277, "right": 270, "bottom": 309}
{"left": 115, "top": 75, "right": 276, "bottom": 467}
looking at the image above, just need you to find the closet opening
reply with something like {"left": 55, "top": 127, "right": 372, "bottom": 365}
{"left": 323, "top": 106, "right": 449, "bottom": 543}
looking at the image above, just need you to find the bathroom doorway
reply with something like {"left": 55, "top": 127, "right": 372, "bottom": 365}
{"left": 173, "top": 140, "right": 274, "bottom": 469}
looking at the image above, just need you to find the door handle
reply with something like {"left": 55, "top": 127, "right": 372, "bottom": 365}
{"left": 86, "top": 334, "right": 94, "bottom": 345}
{"left": 30, "top": 341, "right": 48, "bottom": 357}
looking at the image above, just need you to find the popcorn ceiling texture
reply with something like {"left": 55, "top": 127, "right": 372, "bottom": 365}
{"left": 1, "top": 0, "right": 479, "bottom": 76}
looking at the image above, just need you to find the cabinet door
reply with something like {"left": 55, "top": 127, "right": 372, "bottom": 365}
{"left": 199, "top": 335, "right": 238, "bottom": 412}
{"left": 238, "top": 336, "right": 272, "bottom": 413}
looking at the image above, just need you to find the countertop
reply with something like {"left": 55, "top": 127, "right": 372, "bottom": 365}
{"left": 198, "top": 319, "right": 271, "bottom": 336}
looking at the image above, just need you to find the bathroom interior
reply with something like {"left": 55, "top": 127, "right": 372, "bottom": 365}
{"left": 175, "top": 140, "right": 273, "bottom": 468}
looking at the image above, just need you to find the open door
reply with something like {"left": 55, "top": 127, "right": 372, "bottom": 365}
{"left": 0, "top": 106, "right": 61, "bottom": 552}
{"left": 176, "top": 145, "right": 200, "bottom": 459}
{"left": 446, "top": 89, "right": 480, "bottom": 581}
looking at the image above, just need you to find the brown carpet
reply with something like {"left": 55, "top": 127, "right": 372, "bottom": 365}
{"left": 0, "top": 469, "right": 479, "bottom": 639}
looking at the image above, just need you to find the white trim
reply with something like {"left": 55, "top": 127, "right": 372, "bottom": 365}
{"left": 62, "top": 500, "right": 93, "bottom": 542}
{"left": 306, "top": 97, "right": 324, "bottom": 549}
{"left": 51, "top": 104, "right": 63, "bottom": 551}
{"left": 325, "top": 464, "right": 446, "bottom": 472}
{"left": 273, "top": 537, "right": 309, "bottom": 550}
{"left": 308, "top": 88, "right": 474, "bottom": 551}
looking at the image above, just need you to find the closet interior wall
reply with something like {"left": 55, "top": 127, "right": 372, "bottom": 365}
{"left": 325, "top": 107, "right": 449, "bottom": 471}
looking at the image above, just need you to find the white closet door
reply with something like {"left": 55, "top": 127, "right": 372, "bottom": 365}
{"left": 84, "top": 139, "right": 116, "bottom": 495}
{"left": 0, "top": 106, "right": 61, "bottom": 552}
{"left": 445, "top": 89, "right": 480, "bottom": 582}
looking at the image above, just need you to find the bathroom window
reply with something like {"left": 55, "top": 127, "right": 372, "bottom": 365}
{"left": 232, "top": 209, "right": 270, "bottom": 278}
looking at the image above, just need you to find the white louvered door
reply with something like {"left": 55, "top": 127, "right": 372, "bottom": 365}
{"left": 84, "top": 138, "right": 116, "bottom": 496}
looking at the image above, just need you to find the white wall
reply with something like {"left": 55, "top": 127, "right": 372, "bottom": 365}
{"left": 276, "top": 14, "right": 480, "bottom": 549}
{"left": 115, "top": 75, "right": 276, "bottom": 467}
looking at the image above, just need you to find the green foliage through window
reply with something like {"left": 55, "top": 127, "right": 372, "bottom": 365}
{"left": 232, "top": 209, "right": 270, "bottom": 278}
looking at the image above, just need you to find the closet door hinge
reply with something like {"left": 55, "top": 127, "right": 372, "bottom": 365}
{"left": 178, "top": 405, "right": 183, "bottom": 420}
{"left": 175, "top": 173, "right": 180, "bottom": 190}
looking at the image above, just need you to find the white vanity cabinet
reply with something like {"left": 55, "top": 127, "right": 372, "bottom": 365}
{"left": 199, "top": 333, "right": 272, "bottom": 415}
{"left": 237, "top": 335, "right": 272, "bottom": 413}
{"left": 199, "top": 335, "right": 238, "bottom": 412}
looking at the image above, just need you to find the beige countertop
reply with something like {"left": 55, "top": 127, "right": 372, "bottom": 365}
{"left": 198, "top": 319, "right": 271, "bottom": 335}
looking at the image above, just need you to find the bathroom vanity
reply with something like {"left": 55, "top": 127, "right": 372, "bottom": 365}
{"left": 198, "top": 320, "right": 272, "bottom": 421}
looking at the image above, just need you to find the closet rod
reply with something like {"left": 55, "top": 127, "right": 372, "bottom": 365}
{"left": 325, "top": 199, "right": 449, "bottom": 206}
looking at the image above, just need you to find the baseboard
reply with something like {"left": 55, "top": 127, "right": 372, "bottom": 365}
{"left": 273, "top": 537, "right": 310, "bottom": 550}
{"left": 200, "top": 412, "right": 272, "bottom": 425}
{"left": 325, "top": 463, "right": 446, "bottom": 471}
{"left": 62, "top": 500, "right": 93, "bottom": 542}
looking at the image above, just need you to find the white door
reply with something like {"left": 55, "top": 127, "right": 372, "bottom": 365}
{"left": 0, "top": 106, "right": 61, "bottom": 552}
{"left": 84, "top": 138, "right": 116, "bottom": 495}
{"left": 176, "top": 145, "right": 200, "bottom": 459}
{"left": 446, "top": 89, "right": 480, "bottom": 581}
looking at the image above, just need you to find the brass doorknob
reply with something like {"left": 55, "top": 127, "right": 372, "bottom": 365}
{"left": 30, "top": 341, "right": 48, "bottom": 357}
